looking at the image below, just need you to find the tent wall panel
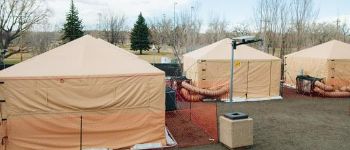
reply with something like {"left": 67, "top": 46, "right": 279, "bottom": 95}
{"left": 183, "top": 56, "right": 197, "bottom": 72}
{"left": 270, "top": 61, "right": 281, "bottom": 96}
{"left": 6, "top": 110, "right": 165, "bottom": 150}
{"left": 3, "top": 75, "right": 165, "bottom": 149}
{"left": 0, "top": 120, "right": 6, "bottom": 146}
{"left": 0, "top": 103, "right": 7, "bottom": 119}
{"left": 184, "top": 59, "right": 281, "bottom": 99}
{"left": 285, "top": 57, "right": 328, "bottom": 86}
{"left": 185, "top": 62, "right": 200, "bottom": 87}
{"left": 247, "top": 61, "right": 270, "bottom": 98}
{"left": 7, "top": 114, "right": 81, "bottom": 150}
{"left": 2, "top": 75, "right": 164, "bottom": 115}
{"left": 199, "top": 60, "right": 249, "bottom": 98}
{"left": 327, "top": 60, "right": 350, "bottom": 88}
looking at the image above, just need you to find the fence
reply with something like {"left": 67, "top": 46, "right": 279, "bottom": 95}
{"left": 165, "top": 78, "right": 218, "bottom": 148}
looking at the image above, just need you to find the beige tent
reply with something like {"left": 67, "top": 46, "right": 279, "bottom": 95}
{"left": 285, "top": 40, "right": 350, "bottom": 89}
{"left": 183, "top": 38, "right": 281, "bottom": 99}
{"left": 0, "top": 35, "right": 166, "bottom": 150}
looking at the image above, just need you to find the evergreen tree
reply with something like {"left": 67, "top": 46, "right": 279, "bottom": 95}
{"left": 62, "top": 0, "right": 84, "bottom": 43}
{"left": 130, "top": 13, "right": 150, "bottom": 55}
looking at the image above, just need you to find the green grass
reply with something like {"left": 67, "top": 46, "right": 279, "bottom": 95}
{"left": 3, "top": 59, "right": 21, "bottom": 65}
{"left": 121, "top": 44, "right": 176, "bottom": 63}
{"left": 2, "top": 47, "right": 176, "bottom": 65}
{"left": 3, "top": 52, "right": 32, "bottom": 65}
{"left": 129, "top": 50, "right": 176, "bottom": 63}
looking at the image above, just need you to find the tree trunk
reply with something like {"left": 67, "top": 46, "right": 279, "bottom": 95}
{"left": 139, "top": 50, "right": 142, "bottom": 55}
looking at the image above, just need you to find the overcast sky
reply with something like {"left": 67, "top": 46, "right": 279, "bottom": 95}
{"left": 45, "top": 0, "right": 350, "bottom": 31}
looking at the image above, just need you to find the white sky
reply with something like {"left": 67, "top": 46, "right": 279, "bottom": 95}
{"left": 44, "top": 0, "right": 350, "bottom": 31}
{"left": 45, "top": 0, "right": 189, "bottom": 30}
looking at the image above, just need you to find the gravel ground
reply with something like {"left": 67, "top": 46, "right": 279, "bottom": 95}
{"left": 181, "top": 88, "right": 350, "bottom": 150}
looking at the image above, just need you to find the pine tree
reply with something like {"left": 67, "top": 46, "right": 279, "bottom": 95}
{"left": 62, "top": 0, "right": 84, "bottom": 43}
{"left": 130, "top": 13, "right": 150, "bottom": 55}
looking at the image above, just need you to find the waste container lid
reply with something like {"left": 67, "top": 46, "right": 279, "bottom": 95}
{"left": 224, "top": 112, "right": 248, "bottom": 120}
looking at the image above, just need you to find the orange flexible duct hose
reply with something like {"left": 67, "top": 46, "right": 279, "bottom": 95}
{"left": 340, "top": 86, "right": 350, "bottom": 92}
{"left": 180, "top": 88, "right": 204, "bottom": 102}
{"left": 181, "top": 81, "right": 229, "bottom": 97}
{"left": 313, "top": 87, "right": 350, "bottom": 97}
{"left": 314, "top": 81, "right": 334, "bottom": 91}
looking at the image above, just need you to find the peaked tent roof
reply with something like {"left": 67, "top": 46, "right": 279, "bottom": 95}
{"left": 184, "top": 38, "right": 280, "bottom": 60}
{"left": 0, "top": 35, "right": 163, "bottom": 79}
{"left": 285, "top": 40, "right": 350, "bottom": 59}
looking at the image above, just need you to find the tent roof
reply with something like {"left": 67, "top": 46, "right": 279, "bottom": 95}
{"left": 0, "top": 35, "right": 163, "bottom": 79}
{"left": 184, "top": 38, "right": 280, "bottom": 61}
{"left": 285, "top": 40, "right": 350, "bottom": 59}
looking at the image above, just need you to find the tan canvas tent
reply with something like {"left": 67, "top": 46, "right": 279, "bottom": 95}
{"left": 285, "top": 40, "right": 350, "bottom": 89}
{"left": 0, "top": 35, "right": 166, "bottom": 150}
{"left": 183, "top": 38, "right": 281, "bottom": 100}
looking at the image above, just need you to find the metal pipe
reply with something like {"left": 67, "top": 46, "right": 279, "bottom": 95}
{"left": 229, "top": 41, "right": 237, "bottom": 103}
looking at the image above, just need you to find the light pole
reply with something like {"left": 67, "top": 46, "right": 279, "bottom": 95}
{"left": 229, "top": 36, "right": 263, "bottom": 104}
{"left": 172, "top": 1, "right": 183, "bottom": 74}
{"left": 190, "top": 6, "right": 194, "bottom": 52}
{"left": 173, "top": 2, "right": 177, "bottom": 50}
{"left": 220, "top": 36, "right": 262, "bottom": 144}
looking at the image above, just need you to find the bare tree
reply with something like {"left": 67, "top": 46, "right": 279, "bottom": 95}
{"left": 174, "top": 4, "right": 202, "bottom": 54}
{"left": 205, "top": 14, "right": 228, "bottom": 44}
{"left": 307, "top": 21, "right": 350, "bottom": 45}
{"left": 290, "top": 0, "right": 318, "bottom": 50}
{"left": 232, "top": 23, "right": 252, "bottom": 37}
{"left": 101, "top": 12, "right": 127, "bottom": 45}
{"left": 149, "top": 15, "right": 173, "bottom": 53}
{"left": 254, "top": 0, "right": 291, "bottom": 55}
{"left": 0, "top": 0, "right": 48, "bottom": 60}
{"left": 278, "top": 0, "right": 291, "bottom": 58}
{"left": 340, "top": 21, "right": 349, "bottom": 42}
{"left": 25, "top": 18, "right": 60, "bottom": 56}
{"left": 254, "top": 0, "right": 318, "bottom": 56}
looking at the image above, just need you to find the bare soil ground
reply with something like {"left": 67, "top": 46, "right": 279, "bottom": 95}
{"left": 181, "top": 88, "right": 350, "bottom": 150}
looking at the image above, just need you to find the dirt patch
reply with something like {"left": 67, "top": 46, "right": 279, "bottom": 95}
{"left": 181, "top": 88, "right": 350, "bottom": 150}
{"left": 166, "top": 110, "right": 216, "bottom": 147}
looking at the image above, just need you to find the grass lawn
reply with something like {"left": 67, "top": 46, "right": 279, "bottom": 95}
{"left": 3, "top": 52, "right": 32, "bottom": 65}
{"left": 128, "top": 50, "right": 176, "bottom": 63}
{"left": 121, "top": 44, "right": 176, "bottom": 63}
{"left": 2, "top": 46, "right": 176, "bottom": 65}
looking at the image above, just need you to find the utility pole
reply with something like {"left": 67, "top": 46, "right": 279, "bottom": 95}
{"left": 336, "top": 18, "right": 341, "bottom": 40}
{"left": 190, "top": 6, "right": 194, "bottom": 52}
{"left": 260, "top": 19, "right": 269, "bottom": 53}
{"left": 173, "top": 2, "right": 177, "bottom": 50}
{"left": 172, "top": 2, "right": 183, "bottom": 73}
{"left": 97, "top": 12, "right": 102, "bottom": 31}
